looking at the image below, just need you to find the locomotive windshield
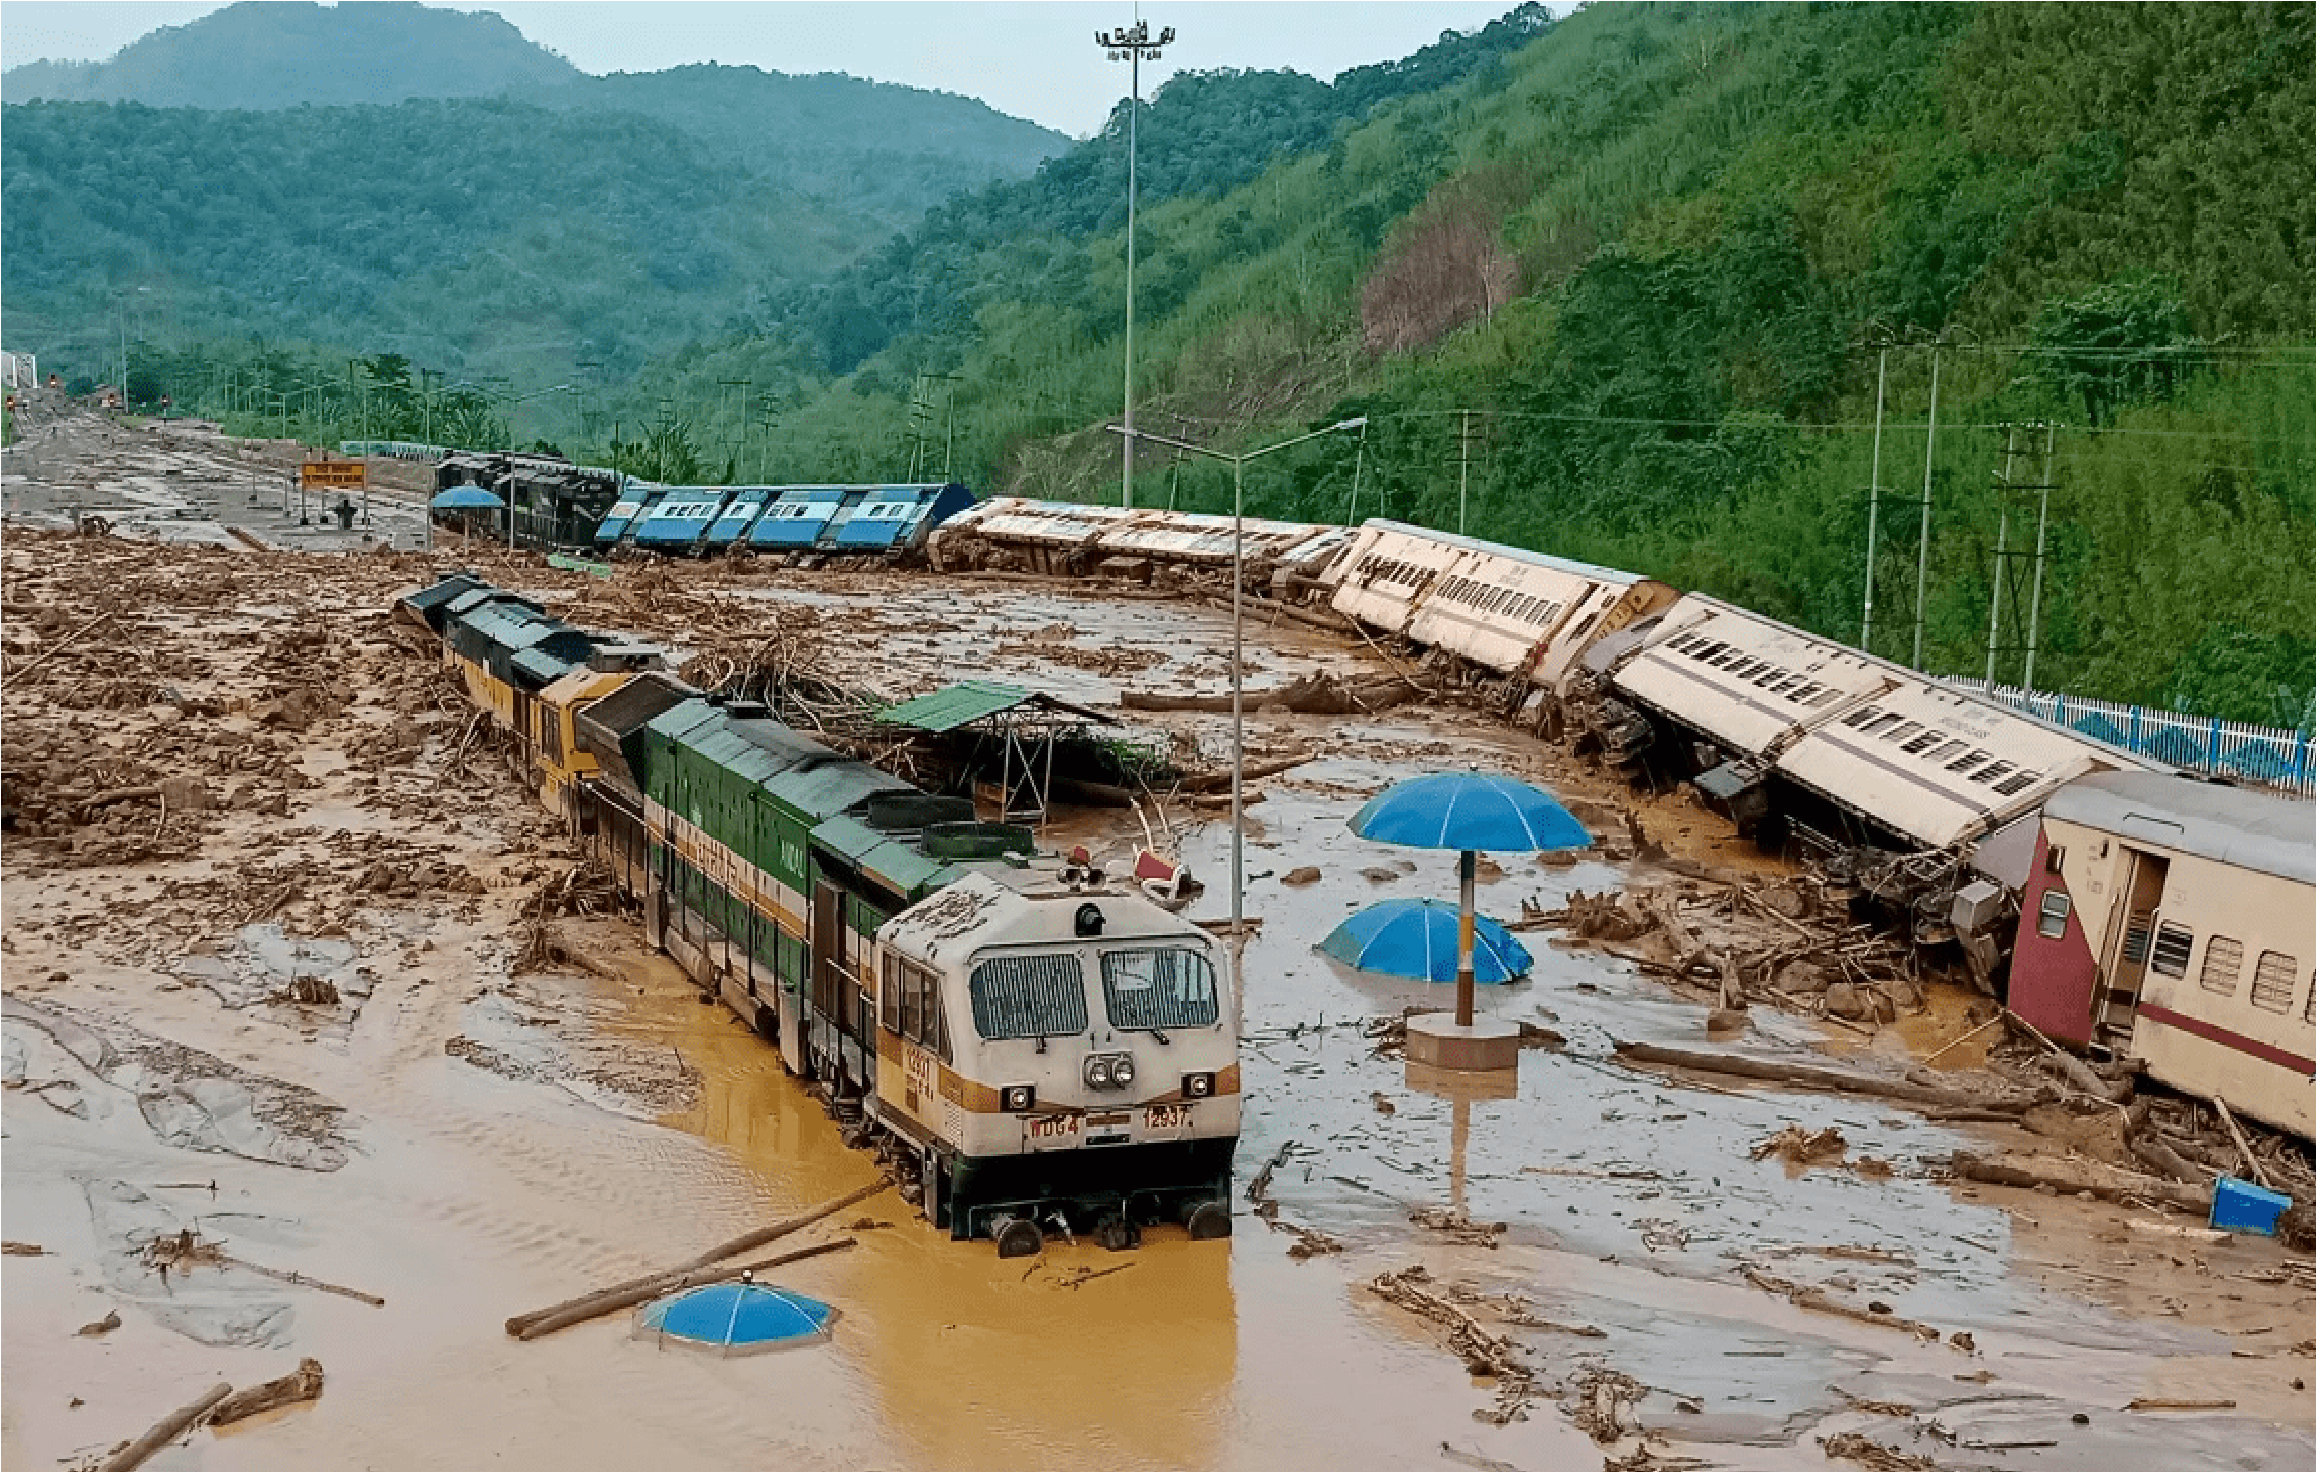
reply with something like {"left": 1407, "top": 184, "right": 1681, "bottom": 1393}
{"left": 968, "top": 953, "right": 1089, "bottom": 1040}
{"left": 1101, "top": 947, "right": 1220, "bottom": 1031}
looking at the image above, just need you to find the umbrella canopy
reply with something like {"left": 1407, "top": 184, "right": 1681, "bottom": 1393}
{"left": 635, "top": 1281, "right": 838, "bottom": 1356}
{"left": 430, "top": 485, "right": 506, "bottom": 511}
{"left": 1320, "top": 899, "right": 1532, "bottom": 985}
{"left": 1349, "top": 771, "right": 1590, "bottom": 853}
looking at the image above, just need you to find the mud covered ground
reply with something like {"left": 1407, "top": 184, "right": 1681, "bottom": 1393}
{"left": 6, "top": 418, "right": 2314, "bottom": 1472}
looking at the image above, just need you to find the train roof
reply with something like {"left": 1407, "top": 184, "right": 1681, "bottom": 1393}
{"left": 2045, "top": 772, "right": 2316, "bottom": 885}
{"left": 1358, "top": 519, "right": 1661, "bottom": 587}
{"left": 879, "top": 868, "right": 1218, "bottom": 972}
{"left": 398, "top": 572, "right": 490, "bottom": 632}
{"left": 811, "top": 813, "right": 954, "bottom": 898}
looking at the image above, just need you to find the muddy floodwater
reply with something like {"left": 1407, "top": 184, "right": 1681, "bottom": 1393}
{"left": 6, "top": 486, "right": 2314, "bottom": 1470}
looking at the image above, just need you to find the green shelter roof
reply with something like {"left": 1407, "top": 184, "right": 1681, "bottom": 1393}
{"left": 878, "top": 680, "right": 1115, "bottom": 734}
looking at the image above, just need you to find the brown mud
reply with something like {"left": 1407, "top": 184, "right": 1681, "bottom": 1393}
{"left": 6, "top": 416, "right": 2314, "bottom": 1471}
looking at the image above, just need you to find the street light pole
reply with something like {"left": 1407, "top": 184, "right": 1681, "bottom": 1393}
{"left": 1097, "top": 18, "right": 1174, "bottom": 511}
{"left": 1105, "top": 416, "right": 1366, "bottom": 975}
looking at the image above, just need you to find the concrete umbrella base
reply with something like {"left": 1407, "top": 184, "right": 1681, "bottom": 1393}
{"left": 1405, "top": 1013, "right": 1522, "bottom": 1074}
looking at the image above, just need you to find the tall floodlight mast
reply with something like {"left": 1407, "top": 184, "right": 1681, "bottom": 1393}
{"left": 1095, "top": 18, "right": 1174, "bottom": 510}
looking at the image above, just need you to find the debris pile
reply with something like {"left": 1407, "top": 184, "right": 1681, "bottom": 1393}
{"left": 1522, "top": 877, "right": 1927, "bottom": 1029}
{"left": 1368, "top": 1266, "right": 1537, "bottom": 1424}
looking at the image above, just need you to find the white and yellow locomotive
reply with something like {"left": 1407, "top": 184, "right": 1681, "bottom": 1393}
{"left": 871, "top": 867, "right": 1238, "bottom": 1257}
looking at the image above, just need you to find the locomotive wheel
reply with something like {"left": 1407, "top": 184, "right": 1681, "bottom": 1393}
{"left": 990, "top": 1214, "right": 1043, "bottom": 1260}
{"left": 1097, "top": 1216, "right": 1142, "bottom": 1253}
{"left": 1184, "top": 1200, "right": 1233, "bottom": 1241}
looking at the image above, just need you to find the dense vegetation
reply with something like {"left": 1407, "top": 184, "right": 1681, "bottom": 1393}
{"left": 1, "top": 2, "right": 578, "bottom": 108}
{"left": 33, "top": 3, "right": 2316, "bottom": 726}
{"left": 2, "top": 9, "right": 1064, "bottom": 394}
{"left": 673, "top": 2, "right": 2313, "bottom": 727}
{"left": 784, "top": 4, "right": 1558, "bottom": 372}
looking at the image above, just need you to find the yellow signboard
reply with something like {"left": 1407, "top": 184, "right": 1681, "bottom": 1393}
{"left": 300, "top": 459, "right": 368, "bottom": 491}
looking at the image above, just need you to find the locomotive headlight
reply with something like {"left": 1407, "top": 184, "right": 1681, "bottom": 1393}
{"left": 1111, "top": 1056, "right": 1135, "bottom": 1087}
{"left": 1002, "top": 1084, "right": 1036, "bottom": 1113}
{"left": 1084, "top": 1057, "right": 1113, "bottom": 1089}
{"left": 1183, "top": 1071, "right": 1215, "bottom": 1099}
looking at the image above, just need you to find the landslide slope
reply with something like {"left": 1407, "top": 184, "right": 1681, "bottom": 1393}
{"left": 737, "top": 2, "right": 2315, "bottom": 720}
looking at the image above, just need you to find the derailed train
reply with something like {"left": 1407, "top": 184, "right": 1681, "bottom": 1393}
{"left": 930, "top": 499, "right": 2315, "bottom": 1140}
{"left": 400, "top": 573, "right": 1239, "bottom": 1254}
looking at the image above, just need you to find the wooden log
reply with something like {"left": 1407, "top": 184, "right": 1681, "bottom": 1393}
{"left": 2044, "top": 1046, "right": 2133, "bottom": 1105}
{"left": 80, "top": 784, "right": 163, "bottom": 812}
{"left": 1047, "top": 775, "right": 1136, "bottom": 809}
{"left": 1741, "top": 1269, "right": 1940, "bottom": 1340}
{"left": 216, "top": 1253, "right": 384, "bottom": 1306}
{"left": 1186, "top": 789, "right": 1263, "bottom": 810}
{"left": 0, "top": 610, "right": 117, "bottom": 690}
{"left": 1612, "top": 1040, "right": 2039, "bottom": 1114}
{"left": 1177, "top": 752, "right": 1313, "bottom": 794}
{"left": 504, "top": 1178, "right": 886, "bottom": 1338}
{"left": 209, "top": 1360, "right": 324, "bottom": 1427}
{"left": 2213, "top": 1095, "right": 2275, "bottom": 1190}
{"left": 1951, "top": 1151, "right": 2212, "bottom": 1212}
{"left": 2131, "top": 1136, "right": 2214, "bottom": 1188}
{"left": 99, "top": 1382, "right": 233, "bottom": 1472}
{"left": 514, "top": 1236, "right": 855, "bottom": 1342}
{"left": 1124, "top": 689, "right": 1259, "bottom": 714}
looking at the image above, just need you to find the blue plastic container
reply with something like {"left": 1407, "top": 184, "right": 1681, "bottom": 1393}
{"left": 2210, "top": 1175, "right": 2292, "bottom": 1235}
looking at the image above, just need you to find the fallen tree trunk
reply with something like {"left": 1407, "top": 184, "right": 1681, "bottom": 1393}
{"left": 2044, "top": 1045, "right": 2134, "bottom": 1105}
{"left": 1950, "top": 1151, "right": 2213, "bottom": 1212}
{"left": 216, "top": 1252, "right": 383, "bottom": 1307}
{"left": 209, "top": 1360, "right": 324, "bottom": 1427}
{"left": 514, "top": 1236, "right": 855, "bottom": 1342}
{"left": 1047, "top": 775, "right": 1136, "bottom": 809}
{"left": 1612, "top": 1040, "right": 2042, "bottom": 1114}
{"left": 1124, "top": 678, "right": 1421, "bottom": 718}
{"left": 504, "top": 1177, "right": 886, "bottom": 1339}
{"left": 1178, "top": 753, "right": 1312, "bottom": 794}
{"left": 2131, "top": 1136, "right": 2214, "bottom": 1188}
{"left": 100, "top": 1383, "right": 233, "bottom": 1472}
{"left": 1245, "top": 595, "right": 1359, "bottom": 634}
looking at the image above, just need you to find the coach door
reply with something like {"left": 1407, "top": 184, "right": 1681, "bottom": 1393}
{"left": 2092, "top": 850, "right": 2170, "bottom": 1053}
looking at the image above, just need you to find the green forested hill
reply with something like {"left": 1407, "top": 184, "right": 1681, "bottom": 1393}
{"left": 1, "top": 2, "right": 578, "bottom": 108}
{"left": 647, "top": 2, "right": 2313, "bottom": 724}
{"left": 1, "top": 54, "right": 1065, "bottom": 386}
{"left": 52, "top": 3, "right": 2316, "bottom": 723}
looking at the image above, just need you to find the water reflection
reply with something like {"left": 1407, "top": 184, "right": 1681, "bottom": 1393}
{"left": 655, "top": 978, "right": 1239, "bottom": 1472}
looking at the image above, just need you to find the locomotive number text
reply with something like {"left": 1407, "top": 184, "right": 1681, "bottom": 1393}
{"left": 1144, "top": 1104, "right": 1191, "bottom": 1132}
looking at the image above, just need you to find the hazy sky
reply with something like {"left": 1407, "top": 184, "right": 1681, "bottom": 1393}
{"left": 1, "top": 1, "right": 1529, "bottom": 135}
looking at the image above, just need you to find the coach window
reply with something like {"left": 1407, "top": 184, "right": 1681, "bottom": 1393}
{"left": 969, "top": 954, "right": 1088, "bottom": 1040}
{"left": 2149, "top": 922, "right": 2195, "bottom": 979}
{"left": 2199, "top": 936, "right": 2243, "bottom": 996}
{"left": 2250, "top": 950, "right": 2298, "bottom": 1014}
{"left": 2036, "top": 890, "right": 2071, "bottom": 940}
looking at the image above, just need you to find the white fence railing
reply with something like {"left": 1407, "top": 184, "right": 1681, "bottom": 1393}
{"left": 1945, "top": 678, "right": 2314, "bottom": 798}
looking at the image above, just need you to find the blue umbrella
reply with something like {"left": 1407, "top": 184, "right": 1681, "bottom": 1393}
{"left": 1349, "top": 770, "right": 1589, "bottom": 1032}
{"left": 1321, "top": 899, "right": 1533, "bottom": 985}
{"left": 429, "top": 485, "right": 506, "bottom": 510}
{"left": 635, "top": 1280, "right": 838, "bottom": 1356}
{"left": 1349, "top": 771, "right": 1591, "bottom": 852}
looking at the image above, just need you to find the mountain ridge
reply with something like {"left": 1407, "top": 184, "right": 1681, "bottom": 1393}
{"left": 2, "top": 2, "right": 579, "bottom": 109}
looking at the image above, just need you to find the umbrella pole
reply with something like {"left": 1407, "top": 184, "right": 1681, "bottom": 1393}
{"left": 1456, "top": 849, "right": 1477, "bottom": 1028}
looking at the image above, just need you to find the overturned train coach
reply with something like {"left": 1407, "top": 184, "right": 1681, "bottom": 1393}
{"left": 2009, "top": 772, "right": 2316, "bottom": 1141}
{"left": 399, "top": 574, "right": 1239, "bottom": 1254}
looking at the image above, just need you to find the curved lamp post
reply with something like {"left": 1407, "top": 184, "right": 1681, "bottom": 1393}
{"left": 1106, "top": 417, "right": 1366, "bottom": 947}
